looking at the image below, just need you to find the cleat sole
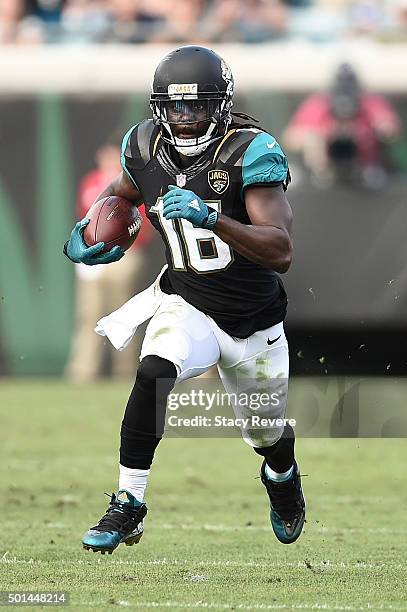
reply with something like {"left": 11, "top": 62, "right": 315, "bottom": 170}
{"left": 123, "top": 532, "right": 143, "bottom": 546}
{"left": 83, "top": 544, "right": 116, "bottom": 554}
{"left": 82, "top": 531, "right": 143, "bottom": 554}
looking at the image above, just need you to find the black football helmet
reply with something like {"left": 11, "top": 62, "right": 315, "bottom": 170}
{"left": 150, "top": 46, "right": 234, "bottom": 157}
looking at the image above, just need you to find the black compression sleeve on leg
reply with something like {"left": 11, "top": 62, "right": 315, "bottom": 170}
{"left": 253, "top": 423, "right": 295, "bottom": 473}
{"left": 120, "top": 355, "right": 177, "bottom": 470}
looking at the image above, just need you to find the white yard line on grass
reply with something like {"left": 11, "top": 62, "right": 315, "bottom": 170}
{"left": 79, "top": 558, "right": 404, "bottom": 571}
{"left": 95, "top": 602, "right": 407, "bottom": 611}
{"left": 0, "top": 552, "right": 404, "bottom": 571}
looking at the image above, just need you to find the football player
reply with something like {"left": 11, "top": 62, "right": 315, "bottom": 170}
{"left": 64, "top": 46, "right": 305, "bottom": 553}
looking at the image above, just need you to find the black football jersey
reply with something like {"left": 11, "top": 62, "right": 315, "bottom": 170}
{"left": 121, "top": 119, "right": 289, "bottom": 338}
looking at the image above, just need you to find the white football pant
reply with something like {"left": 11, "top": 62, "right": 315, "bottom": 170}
{"left": 140, "top": 291, "right": 289, "bottom": 448}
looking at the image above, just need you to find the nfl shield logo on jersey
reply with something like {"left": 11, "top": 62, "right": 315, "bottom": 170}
{"left": 176, "top": 174, "right": 187, "bottom": 188}
{"left": 208, "top": 170, "right": 229, "bottom": 195}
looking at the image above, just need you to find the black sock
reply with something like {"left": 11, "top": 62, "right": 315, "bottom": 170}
{"left": 120, "top": 355, "right": 177, "bottom": 470}
{"left": 253, "top": 423, "right": 295, "bottom": 472}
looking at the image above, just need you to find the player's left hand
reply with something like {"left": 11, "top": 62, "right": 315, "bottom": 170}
{"left": 163, "top": 185, "right": 218, "bottom": 229}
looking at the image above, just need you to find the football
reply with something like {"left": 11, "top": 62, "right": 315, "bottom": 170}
{"left": 83, "top": 196, "right": 142, "bottom": 253}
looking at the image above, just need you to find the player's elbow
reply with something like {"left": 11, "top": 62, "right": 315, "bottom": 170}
{"left": 273, "top": 252, "right": 292, "bottom": 274}
{"left": 270, "top": 238, "right": 292, "bottom": 273}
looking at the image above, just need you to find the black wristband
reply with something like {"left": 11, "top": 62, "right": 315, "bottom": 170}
{"left": 203, "top": 206, "right": 219, "bottom": 230}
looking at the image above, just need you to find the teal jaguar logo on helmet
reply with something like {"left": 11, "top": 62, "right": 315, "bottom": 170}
{"left": 208, "top": 170, "right": 229, "bottom": 194}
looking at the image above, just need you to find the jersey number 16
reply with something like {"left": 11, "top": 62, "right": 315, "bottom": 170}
{"left": 151, "top": 198, "right": 234, "bottom": 274}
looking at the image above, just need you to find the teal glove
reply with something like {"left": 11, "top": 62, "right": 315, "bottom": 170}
{"left": 64, "top": 218, "right": 125, "bottom": 265}
{"left": 162, "top": 185, "right": 218, "bottom": 229}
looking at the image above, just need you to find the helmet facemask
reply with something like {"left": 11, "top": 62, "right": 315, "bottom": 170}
{"left": 151, "top": 94, "right": 232, "bottom": 157}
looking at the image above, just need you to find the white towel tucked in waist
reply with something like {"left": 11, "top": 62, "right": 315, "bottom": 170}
{"left": 95, "top": 265, "right": 168, "bottom": 351}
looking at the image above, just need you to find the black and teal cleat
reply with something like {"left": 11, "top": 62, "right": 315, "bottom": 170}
{"left": 82, "top": 490, "right": 147, "bottom": 554}
{"left": 260, "top": 460, "right": 306, "bottom": 544}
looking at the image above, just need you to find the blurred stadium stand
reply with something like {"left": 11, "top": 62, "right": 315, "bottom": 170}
{"left": 1, "top": 0, "right": 407, "bottom": 45}
{"left": 0, "top": 1, "right": 407, "bottom": 377}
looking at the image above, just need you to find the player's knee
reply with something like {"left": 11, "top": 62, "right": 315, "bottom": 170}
{"left": 137, "top": 355, "right": 177, "bottom": 387}
{"left": 121, "top": 355, "right": 177, "bottom": 444}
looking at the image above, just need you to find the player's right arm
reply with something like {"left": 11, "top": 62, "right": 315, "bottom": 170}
{"left": 63, "top": 172, "right": 142, "bottom": 266}
{"left": 64, "top": 122, "right": 146, "bottom": 265}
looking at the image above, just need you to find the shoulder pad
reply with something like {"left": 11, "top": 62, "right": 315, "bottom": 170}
{"left": 121, "top": 119, "right": 161, "bottom": 172}
{"left": 212, "top": 128, "right": 264, "bottom": 166}
{"left": 241, "top": 131, "right": 288, "bottom": 188}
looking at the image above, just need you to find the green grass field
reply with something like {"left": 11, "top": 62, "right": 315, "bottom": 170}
{"left": 0, "top": 379, "right": 406, "bottom": 611}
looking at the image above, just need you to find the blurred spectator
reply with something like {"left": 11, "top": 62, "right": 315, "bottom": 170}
{"left": 26, "top": 0, "right": 65, "bottom": 23}
{"left": 202, "top": 0, "right": 288, "bottom": 43}
{"left": 107, "top": 0, "right": 167, "bottom": 44}
{"left": 346, "top": 1, "right": 389, "bottom": 39}
{"left": 65, "top": 134, "right": 154, "bottom": 383}
{"left": 287, "top": 0, "right": 346, "bottom": 42}
{"left": 283, "top": 0, "right": 311, "bottom": 5}
{"left": 390, "top": 0, "right": 407, "bottom": 39}
{"left": 60, "top": 0, "right": 111, "bottom": 43}
{"left": 23, "top": 0, "right": 62, "bottom": 44}
{"left": 200, "top": 0, "right": 244, "bottom": 42}
{"left": 2, "top": 0, "right": 407, "bottom": 44}
{"left": 0, "top": 0, "right": 24, "bottom": 43}
{"left": 283, "top": 63, "right": 402, "bottom": 189}
{"left": 238, "top": 0, "right": 288, "bottom": 43}
{"left": 150, "top": 0, "right": 205, "bottom": 44}
{"left": 15, "top": 15, "right": 45, "bottom": 43}
{"left": 396, "top": 0, "right": 407, "bottom": 29}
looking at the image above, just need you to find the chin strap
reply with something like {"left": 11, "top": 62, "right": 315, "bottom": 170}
{"left": 174, "top": 141, "right": 211, "bottom": 157}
